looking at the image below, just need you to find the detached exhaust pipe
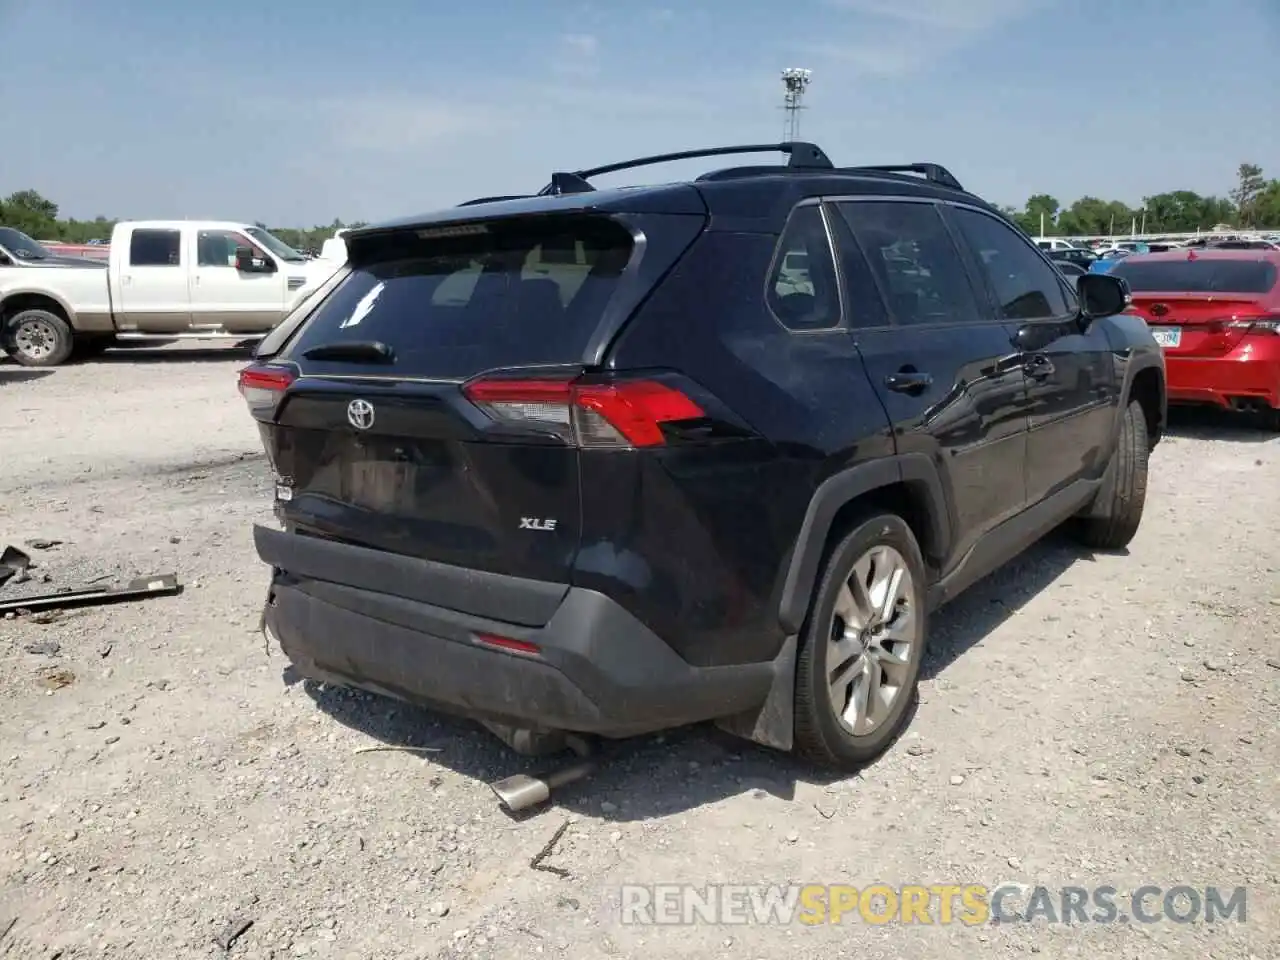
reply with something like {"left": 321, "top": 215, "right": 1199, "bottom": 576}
{"left": 481, "top": 722, "right": 597, "bottom": 813}
{"left": 490, "top": 759, "right": 596, "bottom": 813}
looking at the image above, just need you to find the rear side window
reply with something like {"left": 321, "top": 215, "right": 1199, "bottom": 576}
{"left": 951, "top": 208, "right": 1072, "bottom": 320}
{"left": 287, "top": 216, "right": 635, "bottom": 376}
{"left": 766, "top": 205, "right": 841, "bottom": 331}
{"left": 129, "top": 229, "right": 181, "bottom": 267}
{"left": 1109, "top": 258, "right": 1278, "bottom": 294}
{"left": 837, "top": 201, "right": 981, "bottom": 327}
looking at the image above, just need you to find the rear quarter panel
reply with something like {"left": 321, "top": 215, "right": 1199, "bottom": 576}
{"left": 0, "top": 264, "right": 113, "bottom": 331}
{"left": 589, "top": 230, "right": 895, "bottom": 667}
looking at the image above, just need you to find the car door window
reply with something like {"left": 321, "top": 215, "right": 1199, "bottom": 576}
{"left": 952, "top": 209, "right": 1073, "bottom": 320}
{"left": 197, "top": 229, "right": 262, "bottom": 268}
{"left": 129, "top": 229, "right": 181, "bottom": 267}
{"left": 836, "top": 201, "right": 981, "bottom": 327}
{"left": 766, "top": 205, "right": 841, "bottom": 331}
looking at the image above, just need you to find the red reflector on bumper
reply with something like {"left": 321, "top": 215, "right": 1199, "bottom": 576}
{"left": 473, "top": 633, "right": 541, "bottom": 656}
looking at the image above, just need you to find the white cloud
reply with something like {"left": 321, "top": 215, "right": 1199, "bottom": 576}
{"left": 813, "top": 0, "right": 1045, "bottom": 76}
{"left": 561, "top": 32, "right": 599, "bottom": 56}
{"left": 825, "top": 0, "right": 1039, "bottom": 32}
{"left": 553, "top": 32, "right": 601, "bottom": 77}
{"left": 278, "top": 96, "right": 508, "bottom": 155}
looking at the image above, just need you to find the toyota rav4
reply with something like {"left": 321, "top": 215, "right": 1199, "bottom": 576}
{"left": 239, "top": 142, "right": 1165, "bottom": 770}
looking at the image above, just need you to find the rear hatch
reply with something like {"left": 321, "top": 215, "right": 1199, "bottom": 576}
{"left": 239, "top": 198, "right": 707, "bottom": 588}
{"left": 1110, "top": 255, "right": 1279, "bottom": 355}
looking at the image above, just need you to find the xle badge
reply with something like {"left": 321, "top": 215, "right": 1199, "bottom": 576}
{"left": 519, "top": 518, "right": 558, "bottom": 532}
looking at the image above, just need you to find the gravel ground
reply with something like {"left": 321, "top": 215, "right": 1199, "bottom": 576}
{"left": 1, "top": 346, "right": 1277, "bottom": 960}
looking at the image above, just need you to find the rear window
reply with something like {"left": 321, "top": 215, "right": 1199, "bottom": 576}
{"left": 1109, "top": 258, "right": 1277, "bottom": 294}
{"left": 286, "top": 216, "right": 635, "bottom": 377}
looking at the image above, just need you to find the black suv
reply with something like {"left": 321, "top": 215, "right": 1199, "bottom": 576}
{"left": 240, "top": 143, "right": 1166, "bottom": 770}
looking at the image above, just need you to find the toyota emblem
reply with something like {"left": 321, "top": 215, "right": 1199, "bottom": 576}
{"left": 1150, "top": 303, "right": 1169, "bottom": 317}
{"left": 347, "top": 398, "right": 375, "bottom": 430}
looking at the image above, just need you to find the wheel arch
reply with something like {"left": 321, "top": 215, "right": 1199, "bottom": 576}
{"left": 777, "top": 455, "right": 951, "bottom": 636}
{"left": 1128, "top": 363, "right": 1165, "bottom": 445}
{"left": 0, "top": 290, "right": 76, "bottom": 327}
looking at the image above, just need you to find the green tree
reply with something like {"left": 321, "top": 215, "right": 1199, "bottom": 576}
{"left": 1139, "top": 191, "right": 1238, "bottom": 233}
{"left": 1231, "top": 163, "right": 1266, "bottom": 227}
{"left": 1024, "top": 194, "right": 1060, "bottom": 235}
{"left": 1254, "top": 180, "right": 1280, "bottom": 230}
{"left": 0, "top": 189, "right": 59, "bottom": 237}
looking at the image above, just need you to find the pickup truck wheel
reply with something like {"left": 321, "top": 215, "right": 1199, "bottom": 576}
{"left": 3, "top": 309, "right": 75, "bottom": 367}
{"left": 1071, "top": 398, "right": 1149, "bottom": 550}
{"left": 793, "top": 513, "right": 926, "bottom": 770}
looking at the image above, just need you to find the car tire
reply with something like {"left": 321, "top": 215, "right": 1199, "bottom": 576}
{"left": 1072, "top": 398, "right": 1149, "bottom": 550}
{"left": 793, "top": 512, "right": 927, "bottom": 770}
{"left": 1256, "top": 405, "right": 1280, "bottom": 432}
{"left": 2, "top": 309, "right": 75, "bottom": 368}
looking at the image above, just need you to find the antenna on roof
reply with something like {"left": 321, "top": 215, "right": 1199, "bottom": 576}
{"left": 780, "top": 68, "right": 812, "bottom": 141}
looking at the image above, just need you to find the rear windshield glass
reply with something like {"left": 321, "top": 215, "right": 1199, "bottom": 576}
{"left": 286, "top": 216, "right": 635, "bottom": 377}
{"left": 1110, "top": 258, "right": 1278, "bottom": 294}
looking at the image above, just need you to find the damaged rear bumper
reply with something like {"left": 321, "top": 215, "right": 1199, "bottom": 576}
{"left": 254, "top": 525, "right": 779, "bottom": 738}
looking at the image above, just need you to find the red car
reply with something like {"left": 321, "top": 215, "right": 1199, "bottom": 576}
{"left": 1109, "top": 249, "right": 1280, "bottom": 430}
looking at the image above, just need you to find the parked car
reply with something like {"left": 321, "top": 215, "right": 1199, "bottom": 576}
{"left": 1054, "top": 260, "right": 1088, "bottom": 279}
{"left": 238, "top": 142, "right": 1165, "bottom": 776}
{"left": 1110, "top": 249, "right": 1280, "bottom": 429}
{"left": 1090, "top": 251, "right": 1130, "bottom": 273}
{"left": 1208, "top": 238, "right": 1280, "bottom": 250}
{"left": 0, "top": 228, "right": 105, "bottom": 267}
{"left": 1049, "top": 247, "right": 1098, "bottom": 270}
{"left": 0, "top": 220, "right": 341, "bottom": 366}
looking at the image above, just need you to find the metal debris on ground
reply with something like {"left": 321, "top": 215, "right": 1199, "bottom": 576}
{"left": 212, "top": 916, "right": 254, "bottom": 951}
{"left": 529, "top": 819, "right": 572, "bottom": 878}
{"left": 0, "top": 574, "right": 182, "bottom": 615}
{"left": 25, "top": 539, "right": 62, "bottom": 550}
{"left": 0, "top": 546, "right": 32, "bottom": 587}
{"left": 352, "top": 745, "right": 442, "bottom": 756}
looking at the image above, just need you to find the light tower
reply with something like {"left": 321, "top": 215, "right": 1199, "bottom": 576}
{"left": 780, "top": 68, "right": 812, "bottom": 141}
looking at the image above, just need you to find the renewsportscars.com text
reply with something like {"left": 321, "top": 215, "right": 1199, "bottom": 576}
{"left": 619, "top": 883, "right": 1247, "bottom": 926}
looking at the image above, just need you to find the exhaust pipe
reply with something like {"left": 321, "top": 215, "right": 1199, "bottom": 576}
{"left": 489, "top": 759, "right": 596, "bottom": 813}
{"left": 483, "top": 725, "right": 597, "bottom": 813}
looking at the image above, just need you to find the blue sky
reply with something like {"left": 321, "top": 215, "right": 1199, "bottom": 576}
{"left": 4, "top": 0, "right": 1278, "bottom": 227}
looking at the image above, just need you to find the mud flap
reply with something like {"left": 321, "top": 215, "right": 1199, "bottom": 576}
{"left": 713, "top": 635, "right": 797, "bottom": 752}
{"left": 1078, "top": 437, "right": 1121, "bottom": 520}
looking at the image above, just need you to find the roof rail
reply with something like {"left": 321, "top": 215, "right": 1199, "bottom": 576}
{"left": 457, "top": 195, "right": 533, "bottom": 207}
{"left": 850, "top": 163, "right": 964, "bottom": 191}
{"left": 536, "top": 142, "right": 834, "bottom": 196}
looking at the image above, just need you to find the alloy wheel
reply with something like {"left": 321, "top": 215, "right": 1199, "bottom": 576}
{"left": 13, "top": 317, "right": 58, "bottom": 362}
{"left": 826, "top": 544, "right": 916, "bottom": 736}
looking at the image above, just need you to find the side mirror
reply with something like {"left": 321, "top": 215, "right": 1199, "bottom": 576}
{"left": 235, "top": 246, "right": 275, "bottom": 273}
{"left": 1077, "top": 273, "right": 1129, "bottom": 321}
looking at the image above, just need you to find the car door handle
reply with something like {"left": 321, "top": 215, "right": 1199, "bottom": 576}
{"left": 884, "top": 371, "right": 933, "bottom": 395}
{"left": 1024, "top": 355, "right": 1055, "bottom": 379}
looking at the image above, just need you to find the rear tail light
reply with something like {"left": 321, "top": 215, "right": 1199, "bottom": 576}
{"left": 238, "top": 364, "right": 296, "bottom": 419}
{"left": 1224, "top": 317, "right": 1280, "bottom": 335}
{"left": 463, "top": 376, "right": 705, "bottom": 448}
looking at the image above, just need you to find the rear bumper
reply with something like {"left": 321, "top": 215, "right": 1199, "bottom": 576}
{"left": 254, "top": 525, "right": 779, "bottom": 738}
{"left": 1165, "top": 349, "right": 1280, "bottom": 408}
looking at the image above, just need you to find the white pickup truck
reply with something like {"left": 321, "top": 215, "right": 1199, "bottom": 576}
{"left": 0, "top": 220, "right": 341, "bottom": 366}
